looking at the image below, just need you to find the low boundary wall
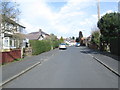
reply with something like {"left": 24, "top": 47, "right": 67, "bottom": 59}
{"left": 0, "top": 49, "right": 21, "bottom": 64}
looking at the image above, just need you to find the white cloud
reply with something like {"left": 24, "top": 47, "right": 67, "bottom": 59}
{"left": 19, "top": 1, "right": 92, "bottom": 35}
{"left": 18, "top": 0, "right": 103, "bottom": 37}
{"left": 5, "top": 0, "right": 119, "bottom": 3}
{"left": 20, "top": 19, "right": 40, "bottom": 33}
{"left": 100, "top": 10, "right": 118, "bottom": 17}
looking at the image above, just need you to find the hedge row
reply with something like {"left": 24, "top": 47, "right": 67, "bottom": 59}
{"left": 29, "top": 40, "right": 60, "bottom": 55}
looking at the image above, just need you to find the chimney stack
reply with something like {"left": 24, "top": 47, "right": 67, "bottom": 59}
{"left": 39, "top": 29, "right": 42, "bottom": 32}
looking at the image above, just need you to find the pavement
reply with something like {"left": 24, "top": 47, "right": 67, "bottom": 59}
{"left": 1, "top": 48, "right": 58, "bottom": 86}
{"left": 80, "top": 46, "right": 119, "bottom": 76}
{"left": 0, "top": 46, "right": 119, "bottom": 87}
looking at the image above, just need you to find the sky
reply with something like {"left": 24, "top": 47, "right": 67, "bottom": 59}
{"left": 14, "top": 0, "right": 119, "bottom": 38}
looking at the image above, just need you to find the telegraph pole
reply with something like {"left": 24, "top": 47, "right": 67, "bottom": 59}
{"left": 97, "top": 0, "right": 102, "bottom": 51}
{"left": 97, "top": 0, "right": 100, "bottom": 20}
{"left": 118, "top": 1, "right": 120, "bottom": 12}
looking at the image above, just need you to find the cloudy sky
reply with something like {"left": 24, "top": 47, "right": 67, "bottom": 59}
{"left": 16, "top": 0, "right": 118, "bottom": 38}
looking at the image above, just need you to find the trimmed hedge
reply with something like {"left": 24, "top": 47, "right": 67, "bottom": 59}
{"left": 30, "top": 40, "right": 60, "bottom": 55}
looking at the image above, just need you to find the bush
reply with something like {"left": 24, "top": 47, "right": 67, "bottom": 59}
{"left": 30, "top": 40, "right": 60, "bottom": 55}
{"left": 91, "top": 30, "right": 100, "bottom": 47}
{"left": 52, "top": 40, "right": 60, "bottom": 49}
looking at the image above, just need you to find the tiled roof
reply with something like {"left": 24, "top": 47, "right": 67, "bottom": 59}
{"left": 26, "top": 30, "right": 49, "bottom": 40}
{"left": 2, "top": 15, "right": 25, "bottom": 28}
{"left": 26, "top": 31, "right": 41, "bottom": 40}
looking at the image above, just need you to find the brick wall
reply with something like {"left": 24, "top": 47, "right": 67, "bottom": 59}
{"left": 1, "top": 49, "right": 21, "bottom": 64}
{"left": 0, "top": 52, "right": 2, "bottom": 64}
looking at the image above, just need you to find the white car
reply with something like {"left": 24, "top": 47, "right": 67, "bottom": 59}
{"left": 59, "top": 43, "right": 67, "bottom": 50}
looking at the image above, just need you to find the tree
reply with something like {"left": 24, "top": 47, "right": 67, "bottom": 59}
{"left": 0, "top": 1, "right": 20, "bottom": 20}
{"left": 0, "top": 1, "right": 21, "bottom": 34}
{"left": 79, "top": 31, "right": 83, "bottom": 39}
{"left": 72, "top": 36, "right": 75, "bottom": 40}
{"left": 79, "top": 31, "right": 83, "bottom": 45}
{"left": 49, "top": 33, "right": 57, "bottom": 41}
{"left": 97, "top": 12, "right": 120, "bottom": 39}
{"left": 48, "top": 34, "right": 57, "bottom": 50}
{"left": 60, "top": 36, "right": 64, "bottom": 43}
{"left": 75, "top": 37, "right": 80, "bottom": 42}
{"left": 97, "top": 12, "right": 120, "bottom": 52}
{"left": 91, "top": 30, "right": 100, "bottom": 48}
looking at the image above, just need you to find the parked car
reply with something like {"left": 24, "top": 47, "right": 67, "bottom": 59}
{"left": 59, "top": 43, "right": 67, "bottom": 50}
{"left": 75, "top": 43, "right": 80, "bottom": 47}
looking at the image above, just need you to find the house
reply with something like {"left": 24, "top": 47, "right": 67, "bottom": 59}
{"left": 0, "top": 15, "right": 26, "bottom": 64}
{"left": 26, "top": 29, "right": 50, "bottom": 40}
{"left": 1, "top": 15, "right": 26, "bottom": 50}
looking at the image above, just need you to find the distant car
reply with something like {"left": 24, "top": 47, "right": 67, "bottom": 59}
{"left": 75, "top": 43, "right": 80, "bottom": 47}
{"left": 59, "top": 43, "right": 67, "bottom": 50}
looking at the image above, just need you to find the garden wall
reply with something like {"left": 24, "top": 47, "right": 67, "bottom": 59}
{"left": 1, "top": 49, "right": 21, "bottom": 64}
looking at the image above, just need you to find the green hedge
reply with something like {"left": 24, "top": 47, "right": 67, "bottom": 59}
{"left": 30, "top": 40, "right": 60, "bottom": 55}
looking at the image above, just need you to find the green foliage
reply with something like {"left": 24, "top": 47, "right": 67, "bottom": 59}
{"left": 97, "top": 12, "right": 120, "bottom": 38}
{"left": 49, "top": 33, "right": 57, "bottom": 41}
{"left": 75, "top": 37, "right": 80, "bottom": 42}
{"left": 91, "top": 30, "right": 100, "bottom": 46}
{"left": 47, "top": 34, "right": 61, "bottom": 49}
{"left": 59, "top": 36, "right": 64, "bottom": 43}
{"left": 14, "top": 58, "right": 23, "bottom": 61}
{"left": 30, "top": 39, "right": 60, "bottom": 55}
{"left": 30, "top": 40, "right": 50, "bottom": 55}
{"left": 52, "top": 40, "right": 61, "bottom": 49}
{"left": 72, "top": 36, "right": 75, "bottom": 40}
{"left": 97, "top": 12, "right": 120, "bottom": 52}
{"left": 79, "top": 31, "right": 83, "bottom": 39}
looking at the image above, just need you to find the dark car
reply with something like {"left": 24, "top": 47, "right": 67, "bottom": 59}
{"left": 75, "top": 43, "right": 80, "bottom": 47}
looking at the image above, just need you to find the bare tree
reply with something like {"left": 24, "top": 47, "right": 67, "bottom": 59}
{"left": 0, "top": 1, "right": 21, "bottom": 34}
{"left": 0, "top": 1, "right": 20, "bottom": 20}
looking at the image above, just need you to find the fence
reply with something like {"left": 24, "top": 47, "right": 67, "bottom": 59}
{"left": 110, "top": 38, "right": 120, "bottom": 56}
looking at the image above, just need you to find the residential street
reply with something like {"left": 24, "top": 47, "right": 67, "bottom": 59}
{"left": 3, "top": 46, "right": 118, "bottom": 88}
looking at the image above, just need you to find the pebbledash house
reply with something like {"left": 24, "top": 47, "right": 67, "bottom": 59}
{"left": 0, "top": 15, "right": 26, "bottom": 64}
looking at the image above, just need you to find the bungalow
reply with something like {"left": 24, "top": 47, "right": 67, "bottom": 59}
{"left": 0, "top": 15, "right": 26, "bottom": 64}
{"left": 26, "top": 29, "right": 50, "bottom": 40}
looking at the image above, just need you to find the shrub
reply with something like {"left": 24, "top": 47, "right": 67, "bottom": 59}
{"left": 30, "top": 39, "right": 60, "bottom": 55}
{"left": 52, "top": 40, "right": 61, "bottom": 49}
{"left": 91, "top": 30, "right": 100, "bottom": 47}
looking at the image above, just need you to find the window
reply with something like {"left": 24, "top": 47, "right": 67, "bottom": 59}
{"left": 3, "top": 37, "right": 9, "bottom": 48}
